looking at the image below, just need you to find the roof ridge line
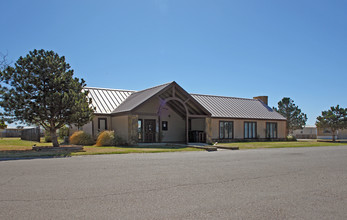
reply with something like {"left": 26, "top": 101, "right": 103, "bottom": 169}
{"left": 190, "top": 93, "right": 256, "bottom": 101}
{"left": 132, "top": 82, "right": 173, "bottom": 94}
{"left": 84, "top": 87, "right": 136, "bottom": 92}
{"left": 111, "top": 82, "right": 174, "bottom": 114}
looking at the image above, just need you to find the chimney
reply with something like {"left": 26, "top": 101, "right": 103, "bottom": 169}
{"left": 253, "top": 96, "right": 268, "bottom": 105}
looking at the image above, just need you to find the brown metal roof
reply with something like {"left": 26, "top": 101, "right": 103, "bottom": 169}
{"left": 84, "top": 83, "right": 286, "bottom": 120}
{"left": 111, "top": 82, "right": 171, "bottom": 114}
{"left": 83, "top": 87, "right": 134, "bottom": 114}
{"left": 191, "top": 94, "right": 286, "bottom": 120}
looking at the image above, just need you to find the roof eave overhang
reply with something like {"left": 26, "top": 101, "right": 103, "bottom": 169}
{"left": 94, "top": 113, "right": 112, "bottom": 116}
{"left": 111, "top": 111, "right": 131, "bottom": 116}
{"left": 211, "top": 116, "right": 287, "bottom": 121}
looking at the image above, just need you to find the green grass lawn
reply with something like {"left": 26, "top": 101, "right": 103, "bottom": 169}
{"left": 0, "top": 137, "right": 53, "bottom": 149}
{"left": 217, "top": 140, "right": 347, "bottom": 150}
{"left": 0, "top": 138, "right": 202, "bottom": 159}
{"left": 1, "top": 138, "right": 346, "bottom": 159}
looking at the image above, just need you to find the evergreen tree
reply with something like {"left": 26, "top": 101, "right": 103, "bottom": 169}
{"left": 274, "top": 97, "right": 307, "bottom": 135}
{"left": 316, "top": 105, "right": 347, "bottom": 142}
{"left": 0, "top": 49, "right": 94, "bottom": 147}
{"left": 0, "top": 119, "right": 6, "bottom": 129}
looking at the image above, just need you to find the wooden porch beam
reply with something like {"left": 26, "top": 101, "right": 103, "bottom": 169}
{"left": 166, "top": 102, "right": 186, "bottom": 119}
{"left": 158, "top": 115, "right": 161, "bottom": 143}
{"left": 188, "top": 114, "right": 209, "bottom": 118}
{"left": 186, "top": 114, "right": 189, "bottom": 144}
{"left": 132, "top": 112, "right": 158, "bottom": 116}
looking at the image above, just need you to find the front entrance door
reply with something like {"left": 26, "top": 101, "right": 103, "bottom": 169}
{"left": 144, "top": 119, "right": 156, "bottom": 143}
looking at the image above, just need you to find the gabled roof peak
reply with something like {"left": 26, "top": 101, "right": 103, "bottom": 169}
{"left": 132, "top": 81, "right": 173, "bottom": 94}
{"left": 111, "top": 82, "right": 172, "bottom": 114}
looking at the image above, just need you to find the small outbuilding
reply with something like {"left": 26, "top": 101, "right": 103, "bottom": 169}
{"left": 292, "top": 126, "right": 317, "bottom": 139}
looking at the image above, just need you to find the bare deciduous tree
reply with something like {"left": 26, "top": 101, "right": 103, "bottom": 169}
{"left": 0, "top": 51, "right": 11, "bottom": 71}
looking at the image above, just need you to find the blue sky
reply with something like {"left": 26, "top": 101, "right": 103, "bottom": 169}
{"left": 1, "top": 0, "right": 346, "bottom": 126}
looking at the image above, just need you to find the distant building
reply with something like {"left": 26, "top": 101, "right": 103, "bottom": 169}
{"left": 317, "top": 128, "right": 347, "bottom": 140}
{"left": 0, "top": 128, "right": 23, "bottom": 137}
{"left": 292, "top": 126, "right": 317, "bottom": 139}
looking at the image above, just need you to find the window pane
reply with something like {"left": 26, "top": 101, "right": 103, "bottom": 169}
{"left": 219, "top": 122, "right": 224, "bottom": 139}
{"left": 224, "top": 122, "right": 228, "bottom": 138}
{"left": 270, "top": 123, "right": 273, "bottom": 138}
{"left": 266, "top": 123, "right": 277, "bottom": 139}
{"left": 274, "top": 123, "right": 277, "bottom": 138}
{"left": 228, "top": 122, "right": 233, "bottom": 139}
{"left": 249, "top": 123, "right": 252, "bottom": 138}
{"left": 99, "top": 119, "right": 106, "bottom": 131}
{"left": 245, "top": 123, "right": 248, "bottom": 138}
{"left": 138, "top": 120, "right": 142, "bottom": 131}
{"left": 252, "top": 123, "right": 256, "bottom": 138}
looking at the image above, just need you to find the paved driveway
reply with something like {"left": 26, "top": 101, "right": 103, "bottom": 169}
{"left": 1, "top": 146, "right": 347, "bottom": 219}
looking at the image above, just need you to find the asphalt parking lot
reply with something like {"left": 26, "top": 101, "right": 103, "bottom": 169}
{"left": 1, "top": 146, "right": 347, "bottom": 219}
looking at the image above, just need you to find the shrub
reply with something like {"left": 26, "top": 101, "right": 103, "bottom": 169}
{"left": 114, "top": 135, "right": 126, "bottom": 146}
{"left": 286, "top": 135, "right": 297, "bottom": 141}
{"left": 59, "top": 126, "right": 70, "bottom": 139}
{"left": 69, "top": 131, "right": 94, "bottom": 146}
{"left": 44, "top": 131, "right": 52, "bottom": 143}
{"left": 96, "top": 130, "right": 115, "bottom": 146}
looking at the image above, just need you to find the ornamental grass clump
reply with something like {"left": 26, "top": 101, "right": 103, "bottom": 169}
{"left": 69, "top": 131, "right": 94, "bottom": 146}
{"left": 96, "top": 130, "right": 115, "bottom": 146}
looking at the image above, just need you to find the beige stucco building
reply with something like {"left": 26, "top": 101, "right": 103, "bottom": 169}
{"left": 292, "top": 126, "right": 317, "bottom": 139}
{"left": 317, "top": 127, "right": 347, "bottom": 140}
{"left": 77, "top": 82, "right": 286, "bottom": 144}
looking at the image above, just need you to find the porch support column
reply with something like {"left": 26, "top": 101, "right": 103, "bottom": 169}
{"left": 186, "top": 115, "right": 189, "bottom": 144}
{"left": 205, "top": 117, "right": 212, "bottom": 144}
{"left": 128, "top": 115, "right": 138, "bottom": 145}
{"left": 158, "top": 115, "right": 161, "bottom": 143}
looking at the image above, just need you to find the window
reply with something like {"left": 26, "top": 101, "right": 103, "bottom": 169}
{"left": 162, "top": 121, "right": 168, "bottom": 131}
{"left": 266, "top": 122, "right": 277, "bottom": 139}
{"left": 98, "top": 118, "right": 107, "bottom": 132}
{"left": 219, "top": 121, "right": 233, "bottom": 139}
{"left": 244, "top": 122, "right": 257, "bottom": 139}
{"left": 138, "top": 119, "right": 143, "bottom": 141}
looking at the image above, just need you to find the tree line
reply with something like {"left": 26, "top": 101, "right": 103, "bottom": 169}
{"left": 274, "top": 98, "right": 347, "bottom": 141}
